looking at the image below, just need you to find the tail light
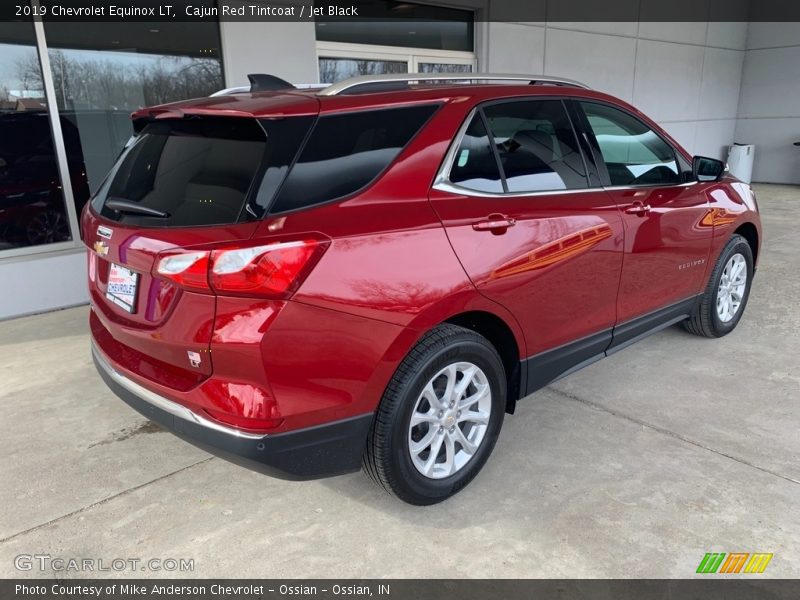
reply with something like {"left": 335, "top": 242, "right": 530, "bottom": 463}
{"left": 154, "top": 239, "right": 328, "bottom": 299}
{"left": 155, "top": 251, "right": 210, "bottom": 292}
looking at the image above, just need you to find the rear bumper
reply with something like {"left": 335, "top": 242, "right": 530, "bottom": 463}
{"left": 91, "top": 343, "right": 373, "bottom": 480}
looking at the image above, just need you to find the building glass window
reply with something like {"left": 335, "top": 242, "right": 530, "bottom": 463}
{"left": 318, "top": 49, "right": 474, "bottom": 83}
{"left": 0, "top": 20, "right": 75, "bottom": 250}
{"left": 418, "top": 62, "right": 473, "bottom": 74}
{"left": 318, "top": 57, "right": 408, "bottom": 83}
{"left": 315, "top": 2, "right": 475, "bottom": 84}
{"left": 40, "top": 20, "right": 224, "bottom": 217}
{"left": 315, "top": 3, "right": 474, "bottom": 52}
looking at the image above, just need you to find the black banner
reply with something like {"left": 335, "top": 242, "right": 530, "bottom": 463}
{"left": 3, "top": 0, "right": 800, "bottom": 22}
{"left": 2, "top": 580, "right": 800, "bottom": 600}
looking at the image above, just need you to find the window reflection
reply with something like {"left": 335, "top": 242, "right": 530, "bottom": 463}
{"left": 318, "top": 57, "right": 408, "bottom": 83}
{"left": 316, "top": 4, "right": 474, "bottom": 53}
{"left": 42, "top": 20, "right": 224, "bottom": 206}
{"left": 0, "top": 20, "right": 74, "bottom": 250}
{"left": 484, "top": 101, "right": 588, "bottom": 192}
{"left": 582, "top": 102, "right": 681, "bottom": 186}
{"left": 418, "top": 63, "right": 472, "bottom": 74}
{"left": 449, "top": 115, "right": 504, "bottom": 193}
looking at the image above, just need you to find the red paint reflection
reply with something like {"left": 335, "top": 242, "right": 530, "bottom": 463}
{"left": 490, "top": 223, "right": 613, "bottom": 279}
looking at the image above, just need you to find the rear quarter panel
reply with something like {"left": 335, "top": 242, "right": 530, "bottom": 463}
{"left": 246, "top": 100, "right": 528, "bottom": 422}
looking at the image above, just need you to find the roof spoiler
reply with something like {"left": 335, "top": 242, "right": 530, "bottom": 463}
{"left": 247, "top": 73, "right": 296, "bottom": 92}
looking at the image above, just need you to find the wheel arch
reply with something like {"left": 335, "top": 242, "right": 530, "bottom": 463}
{"left": 734, "top": 221, "right": 759, "bottom": 267}
{"left": 444, "top": 310, "right": 523, "bottom": 414}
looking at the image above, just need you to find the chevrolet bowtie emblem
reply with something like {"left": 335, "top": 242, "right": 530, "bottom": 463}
{"left": 93, "top": 240, "right": 109, "bottom": 256}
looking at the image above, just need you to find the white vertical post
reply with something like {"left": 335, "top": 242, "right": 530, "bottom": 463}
{"left": 31, "top": 0, "right": 82, "bottom": 245}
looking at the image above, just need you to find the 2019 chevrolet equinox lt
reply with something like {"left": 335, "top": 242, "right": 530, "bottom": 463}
{"left": 84, "top": 73, "right": 762, "bottom": 505}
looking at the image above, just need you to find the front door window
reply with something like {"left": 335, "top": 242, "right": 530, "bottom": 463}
{"left": 580, "top": 102, "right": 681, "bottom": 187}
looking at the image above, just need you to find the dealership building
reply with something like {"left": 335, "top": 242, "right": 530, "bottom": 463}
{"left": 1, "top": 1, "right": 798, "bottom": 319}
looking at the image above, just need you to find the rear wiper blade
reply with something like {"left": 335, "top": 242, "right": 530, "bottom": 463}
{"left": 105, "top": 197, "right": 169, "bottom": 218}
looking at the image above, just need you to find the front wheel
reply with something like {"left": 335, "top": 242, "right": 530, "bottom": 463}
{"left": 683, "top": 234, "right": 754, "bottom": 338}
{"left": 363, "top": 324, "right": 506, "bottom": 505}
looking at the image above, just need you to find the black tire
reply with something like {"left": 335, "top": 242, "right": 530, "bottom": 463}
{"left": 683, "top": 234, "right": 754, "bottom": 338}
{"left": 363, "top": 324, "right": 506, "bottom": 505}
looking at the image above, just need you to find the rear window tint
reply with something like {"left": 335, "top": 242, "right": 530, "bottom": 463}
{"left": 448, "top": 114, "right": 504, "bottom": 193}
{"left": 94, "top": 116, "right": 310, "bottom": 227}
{"left": 270, "top": 104, "right": 438, "bottom": 213}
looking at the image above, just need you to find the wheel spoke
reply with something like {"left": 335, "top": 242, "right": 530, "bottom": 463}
{"left": 410, "top": 410, "right": 438, "bottom": 428}
{"left": 410, "top": 427, "right": 438, "bottom": 455}
{"left": 459, "top": 382, "right": 489, "bottom": 410}
{"left": 422, "top": 381, "right": 445, "bottom": 410}
{"left": 459, "top": 409, "right": 490, "bottom": 425}
{"left": 423, "top": 433, "right": 445, "bottom": 476}
{"left": 442, "top": 364, "right": 458, "bottom": 405}
{"left": 452, "top": 426, "right": 478, "bottom": 455}
{"left": 442, "top": 433, "right": 456, "bottom": 476}
{"left": 453, "top": 365, "right": 477, "bottom": 400}
{"left": 733, "top": 258, "right": 745, "bottom": 280}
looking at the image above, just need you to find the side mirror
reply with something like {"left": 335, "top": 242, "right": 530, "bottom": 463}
{"left": 692, "top": 155, "right": 726, "bottom": 182}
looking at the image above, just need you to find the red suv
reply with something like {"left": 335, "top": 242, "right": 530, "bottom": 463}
{"left": 84, "top": 73, "right": 761, "bottom": 504}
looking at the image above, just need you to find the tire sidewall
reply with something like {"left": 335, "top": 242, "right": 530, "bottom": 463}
{"left": 710, "top": 238, "right": 754, "bottom": 335}
{"left": 388, "top": 337, "right": 506, "bottom": 504}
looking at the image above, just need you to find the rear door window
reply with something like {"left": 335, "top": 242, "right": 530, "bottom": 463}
{"left": 270, "top": 104, "right": 439, "bottom": 213}
{"left": 482, "top": 100, "right": 588, "bottom": 192}
{"left": 448, "top": 114, "right": 504, "bottom": 193}
{"left": 93, "top": 116, "right": 310, "bottom": 227}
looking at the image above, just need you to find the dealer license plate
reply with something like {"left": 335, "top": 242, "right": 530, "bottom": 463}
{"left": 106, "top": 263, "right": 139, "bottom": 313}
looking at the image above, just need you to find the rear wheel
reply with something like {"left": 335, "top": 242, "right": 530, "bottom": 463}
{"left": 363, "top": 324, "right": 506, "bottom": 505}
{"left": 683, "top": 234, "right": 754, "bottom": 338}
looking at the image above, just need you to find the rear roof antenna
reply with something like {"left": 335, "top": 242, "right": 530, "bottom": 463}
{"left": 247, "top": 73, "right": 296, "bottom": 93}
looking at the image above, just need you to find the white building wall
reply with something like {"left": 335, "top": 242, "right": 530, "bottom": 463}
{"left": 1, "top": 251, "right": 87, "bottom": 320}
{"left": 484, "top": 19, "right": 748, "bottom": 160}
{"left": 734, "top": 23, "right": 800, "bottom": 184}
{"left": 219, "top": 14, "right": 318, "bottom": 86}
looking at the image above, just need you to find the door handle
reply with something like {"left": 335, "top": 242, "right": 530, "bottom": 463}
{"left": 624, "top": 201, "right": 651, "bottom": 216}
{"left": 472, "top": 215, "right": 516, "bottom": 233}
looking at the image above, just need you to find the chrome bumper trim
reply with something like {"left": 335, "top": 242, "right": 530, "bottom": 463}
{"left": 91, "top": 342, "right": 266, "bottom": 441}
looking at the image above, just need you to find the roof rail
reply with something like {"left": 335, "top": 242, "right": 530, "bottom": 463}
{"left": 210, "top": 82, "right": 329, "bottom": 97}
{"left": 317, "top": 73, "right": 590, "bottom": 96}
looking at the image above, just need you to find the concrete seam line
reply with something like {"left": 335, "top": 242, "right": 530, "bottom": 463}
{"left": 547, "top": 386, "right": 800, "bottom": 487}
{"left": 0, "top": 457, "right": 214, "bottom": 545}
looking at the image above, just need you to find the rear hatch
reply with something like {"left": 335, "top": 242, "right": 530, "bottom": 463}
{"left": 84, "top": 98, "right": 317, "bottom": 387}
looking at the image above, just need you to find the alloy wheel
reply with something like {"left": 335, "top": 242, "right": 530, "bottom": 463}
{"left": 716, "top": 253, "right": 747, "bottom": 323}
{"left": 408, "top": 361, "right": 492, "bottom": 479}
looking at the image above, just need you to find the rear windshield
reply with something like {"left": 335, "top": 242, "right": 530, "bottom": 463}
{"left": 270, "top": 104, "right": 439, "bottom": 214}
{"left": 93, "top": 116, "right": 311, "bottom": 226}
